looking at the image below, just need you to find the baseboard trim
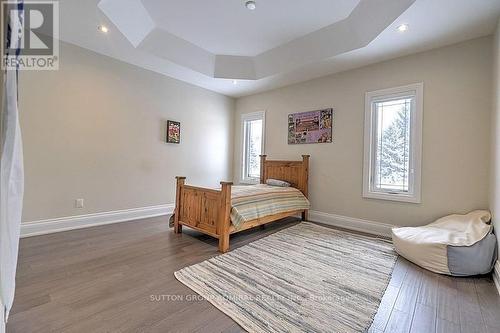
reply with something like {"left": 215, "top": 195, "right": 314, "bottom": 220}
{"left": 308, "top": 210, "right": 395, "bottom": 238}
{"left": 493, "top": 260, "right": 500, "bottom": 295}
{"left": 21, "top": 204, "right": 174, "bottom": 238}
{"left": 21, "top": 207, "right": 396, "bottom": 239}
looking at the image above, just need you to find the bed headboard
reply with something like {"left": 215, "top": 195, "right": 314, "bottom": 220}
{"left": 259, "top": 155, "right": 309, "bottom": 198}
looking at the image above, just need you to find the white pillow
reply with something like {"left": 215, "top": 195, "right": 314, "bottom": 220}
{"left": 266, "top": 179, "right": 291, "bottom": 187}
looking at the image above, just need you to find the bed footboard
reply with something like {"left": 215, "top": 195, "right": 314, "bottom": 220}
{"left": 173, "top": 155, "right": 309, "bottom": 253}
{"left": 173, "top": 177, "right": 232, "bottom": 252}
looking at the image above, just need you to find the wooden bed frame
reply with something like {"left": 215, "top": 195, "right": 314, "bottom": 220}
{"left": 173, "top": 155, "right": 309, "bottom": 253}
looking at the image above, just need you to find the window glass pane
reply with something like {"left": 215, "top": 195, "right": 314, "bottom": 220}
{"left": 373, "top": 98, "right": 412, "bottom": 193}
{"left": 246, "top": 119, "right": 262, "bottom": 179}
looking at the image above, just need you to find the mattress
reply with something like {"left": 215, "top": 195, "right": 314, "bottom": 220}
{"left": 230, "top": 184, "right": 310, "bottom": 230}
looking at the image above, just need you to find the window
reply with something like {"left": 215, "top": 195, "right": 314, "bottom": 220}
{"left": 363, "top": 83, "right": 423, "bottom": 203}
{"left": 241, "top": 111, "right": 265, "bottom": 183}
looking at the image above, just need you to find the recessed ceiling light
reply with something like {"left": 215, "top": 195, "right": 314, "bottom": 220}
{"left": 397, "top": 23, "right": 409, "bottom": 32}
{"left": 232, "top": 80, "right": 238, "bottom": 85}
{"left": 98, "top": 25, "right": 109, "bottom": 33}
{"left": 245, "top": 0, "right": 256, "bottom": 10}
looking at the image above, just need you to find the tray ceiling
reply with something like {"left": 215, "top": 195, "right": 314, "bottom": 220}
{"left": 57, "top": 0, "right": 500, "bottom": 97}
{"left": 98, "top": 0, "right": 415, "bottom": 80}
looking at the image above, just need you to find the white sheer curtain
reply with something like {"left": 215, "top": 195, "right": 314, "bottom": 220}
{"left": 0, "top": 2, "right": 24, "bottom": 332}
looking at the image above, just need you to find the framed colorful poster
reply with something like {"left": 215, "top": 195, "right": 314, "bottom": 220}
{"left": 288, "top": 108, "right": 333, "bottom": 144}
{"left": 166, "top": 120, "right": 180, "bottom": 144}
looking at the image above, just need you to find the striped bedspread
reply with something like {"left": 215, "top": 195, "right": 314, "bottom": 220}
{"left": 230, "top": 184, "right": 310, "bottom": 230}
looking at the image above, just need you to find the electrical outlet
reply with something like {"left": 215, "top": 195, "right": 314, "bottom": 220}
{"left": 75, "top": 199, "right": 84, "bottom": 208}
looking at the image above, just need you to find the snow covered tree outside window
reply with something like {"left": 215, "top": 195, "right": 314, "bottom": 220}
{"left": 364, "top": 83, "right": 422, "bottom": 203}
{"left": 246, "top": 119, "right": 262, "bottom": 179}
{"left": 241, "top": 112, "right": 265, "bottom": 182}
{"left": 373, "top": 98, "right": 412, "bottom": 193}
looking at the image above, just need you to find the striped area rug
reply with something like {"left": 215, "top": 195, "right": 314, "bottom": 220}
{"left": 175, "top": 222, "right": 397, "bottom": 333}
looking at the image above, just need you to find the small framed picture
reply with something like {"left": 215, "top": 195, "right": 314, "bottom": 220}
{"left": 166, "top": 120, "right": 180, "bottom": 144}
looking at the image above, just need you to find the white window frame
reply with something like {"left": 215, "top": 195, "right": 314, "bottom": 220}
{"left": 362, "top": 83, "right": 423, "bottom": 203}
{"left": 241, "top": 111, "right": 266, "bottom": 184}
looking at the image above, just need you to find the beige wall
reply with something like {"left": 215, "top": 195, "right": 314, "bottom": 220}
{"left": 20, "top": 41, "right": 234, "bottom": 222}
{"left": 491, "top": 20, "right": 500, "bottom": 252}
{"left": 234, "top": 37, "right": 492, "bottom": 227}
{"left": 19, "top": 36, "right": 494, "bottom": 228}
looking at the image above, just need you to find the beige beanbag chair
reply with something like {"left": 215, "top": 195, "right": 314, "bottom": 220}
{"left": 392, "top": 210, "right": 497, "bottom": 276}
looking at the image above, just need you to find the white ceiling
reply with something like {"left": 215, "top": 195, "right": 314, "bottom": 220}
{"left": 57, "top": 0, "right": 500, "bottom": 97}
{"left": 142, "top": 0, "right": 360, "bottom": 56}
{"left": 97, "top": 0, "right": 415, "bottom": 80}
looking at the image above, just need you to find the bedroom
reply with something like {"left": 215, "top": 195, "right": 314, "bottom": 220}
{"left": 1, "top": 0, "right": 500, "bottom": 332}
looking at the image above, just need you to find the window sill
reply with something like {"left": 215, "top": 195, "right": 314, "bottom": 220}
{"left": 363, "top": 191, "right": 421, "bottom": 204}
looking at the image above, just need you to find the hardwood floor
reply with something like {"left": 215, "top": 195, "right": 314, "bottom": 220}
{"left": 7, "top": 216, "right": 500, "bottom": 333}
